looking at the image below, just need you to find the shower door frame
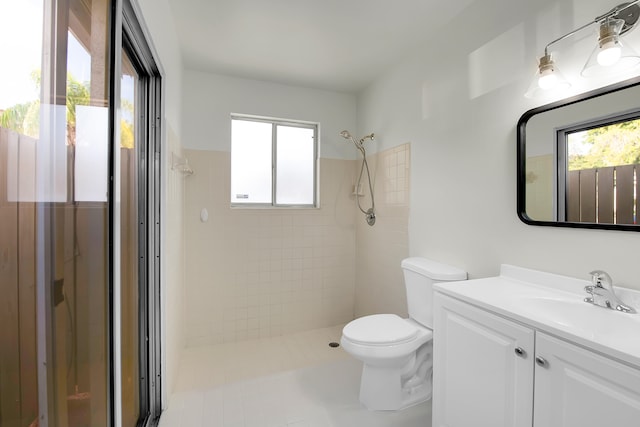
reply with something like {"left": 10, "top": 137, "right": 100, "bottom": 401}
{"left": 120, "top": 0, "right": 164, "bottom": 422}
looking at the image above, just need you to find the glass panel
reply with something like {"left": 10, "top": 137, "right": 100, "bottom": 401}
{"left": 1, "top": 0, "right": 111, "bottom": 425}
{"left": 231, "top": 119, "right": 272, "bottom": 204}
{"left": 275, "top": 125, "right": 315, "bottom": 205}
{"left": 120, "top": 48, "right": 139, "bottom": 426}
{"left": 0, "top": 2, "right": 42, "bottom": 425}
{"left": 61, "top": 0, "right": 111, "bottom": 425}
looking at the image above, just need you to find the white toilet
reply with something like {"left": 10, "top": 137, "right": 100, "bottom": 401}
{"left": 340, "top": 257, "right": 466, "bottom": 411}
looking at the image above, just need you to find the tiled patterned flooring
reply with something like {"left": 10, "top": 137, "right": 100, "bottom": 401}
{"left": 159, "top": 325, "right": 431, "bottom": 426}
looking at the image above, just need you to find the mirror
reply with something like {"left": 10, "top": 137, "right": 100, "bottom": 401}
{"left": 517, "top": 76, "right": 640, "bottom": 231}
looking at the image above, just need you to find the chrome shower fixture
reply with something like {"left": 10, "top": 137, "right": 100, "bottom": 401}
{"left": 358, "top": 133, "right": 375, "bottom": 144}
{"left": 340, "top": 130, "right": 374, "bottom": 146}
{"left": 341, "top": 130, "right": 377, "bottom": 226}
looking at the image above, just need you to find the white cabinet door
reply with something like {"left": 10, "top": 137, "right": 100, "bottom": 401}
{"left": 534, "top": 332, "right": 640, "bottom": 427}
{"left": 432, "top": 293, "right": 535, "bottom": 427}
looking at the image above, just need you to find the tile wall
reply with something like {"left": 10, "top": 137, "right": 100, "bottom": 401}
{"left": 184, "top": 151, "right": 357, "bottom": 346}
{"left": 165, "top": 126, "right": 187, "bottom": 397}
{"left": 354, "top": 143, "right": 411, "bottom": 318}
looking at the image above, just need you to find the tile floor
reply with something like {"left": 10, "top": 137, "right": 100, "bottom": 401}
{"left": 159, "top": 325, "right": 431, "bottom": 427}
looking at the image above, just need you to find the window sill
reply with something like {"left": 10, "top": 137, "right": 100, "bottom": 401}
{"left": 230, "top": 204, "right": 319, "bottom": 210}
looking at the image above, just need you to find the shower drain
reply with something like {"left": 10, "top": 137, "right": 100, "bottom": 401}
{"left": 328, "top": 342, "right": 340, "bottom": 348}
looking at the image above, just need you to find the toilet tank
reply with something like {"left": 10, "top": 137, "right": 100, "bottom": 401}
{"left": 402, "top": 257, "right": 467, "bottom": 328}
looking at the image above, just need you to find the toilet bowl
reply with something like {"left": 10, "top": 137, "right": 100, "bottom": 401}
{"left": 341, "top": 258, "right": 466, "bottom": 411}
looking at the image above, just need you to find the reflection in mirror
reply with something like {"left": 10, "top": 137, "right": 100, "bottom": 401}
{"left": 518, "top": 77, "right": 640, "bottom": 231}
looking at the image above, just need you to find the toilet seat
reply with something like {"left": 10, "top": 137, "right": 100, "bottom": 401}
{"left": 342, "top": 314, "right": 418, "bottom": 346}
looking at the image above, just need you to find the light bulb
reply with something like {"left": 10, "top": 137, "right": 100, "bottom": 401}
{"left": 597, "top": 40, "right": 622, "bottom": 66}
{"left": 538, "top": 70, "right": 557, "bottom": 90}
{"left": 525, "top": 53, "right": 570, "bottom": 98}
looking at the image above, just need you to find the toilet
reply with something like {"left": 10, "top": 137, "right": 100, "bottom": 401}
{"left": 340, "top": 257, "right": 467, "bottom": 411}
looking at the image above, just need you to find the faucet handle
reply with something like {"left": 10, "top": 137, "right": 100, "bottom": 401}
{"left": 589, "top": 270, "right": 613, "bottom": 288}
{"left": 583, "top": 285, "right": 595, "bottom": 304}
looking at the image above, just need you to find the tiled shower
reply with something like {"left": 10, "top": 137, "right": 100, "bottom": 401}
{"left": 183, "top": 143, "right": 411, "bottom": 347}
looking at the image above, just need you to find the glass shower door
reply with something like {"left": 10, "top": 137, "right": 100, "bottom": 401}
{"left": 0, "top": 0, "right": 112, "bottom": 425}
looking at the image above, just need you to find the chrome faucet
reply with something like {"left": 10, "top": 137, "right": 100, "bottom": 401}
{"left": 584, "top": 270, "right": 637, "bottom": 314}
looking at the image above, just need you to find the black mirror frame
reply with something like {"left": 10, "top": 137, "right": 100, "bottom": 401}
{"left": 517, "top": 75, "right": 640, "bottom": 232}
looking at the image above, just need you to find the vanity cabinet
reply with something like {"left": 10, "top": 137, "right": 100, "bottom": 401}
{"left": 432, "top": 293, "right": 534, "bottom": 427}
{"left": 534, "top": 332, "right": 640, "bottom": 426}
{"left": 432, "top": 292, "right": 640, "bottom": 427}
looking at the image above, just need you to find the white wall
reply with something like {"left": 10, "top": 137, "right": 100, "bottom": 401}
{"left": 135, "top": 0, "right": 185, "bottom": 407}
{"left": 181, "top": 70, "right": 357, "bottom": 159}
{"left": 358, "top": 0, "right": 640, "bottom": 290}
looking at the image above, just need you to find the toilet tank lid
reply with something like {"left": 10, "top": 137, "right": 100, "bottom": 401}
{"left": 401, "top": 257, "right": 467, "bottom": 281}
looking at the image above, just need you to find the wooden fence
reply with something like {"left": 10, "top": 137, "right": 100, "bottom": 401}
{"left": 567, "top": 164, "right": 638, "bottom": 224}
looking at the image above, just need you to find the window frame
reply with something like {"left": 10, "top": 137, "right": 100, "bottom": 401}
{"left": 230, "top": 114, "right": 319, "bottom": 208}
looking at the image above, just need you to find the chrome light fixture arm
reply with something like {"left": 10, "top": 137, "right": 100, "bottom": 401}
{"left": 544, "top": 1, "right": 640, "bottom": 56}
{"left": 544, "top": 20, "right": 599, "bottom": 57}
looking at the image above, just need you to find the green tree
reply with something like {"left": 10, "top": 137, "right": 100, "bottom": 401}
{"left": 1, "top": 72, "right": 134, "bottom": 148}
{"left": 568, "top": 119, "right": 640, "bottom": 170}
{"left": 65, "top": 73, "right": 91, "bottom": 145}
{"left": 120, "top": 99, "right": 134, "bottom": 149}
{"left": 0, "top": 71, "right": 91, "bottom": 144}
{"left": 0, "top": 101, "right": 36, "bottom": 136}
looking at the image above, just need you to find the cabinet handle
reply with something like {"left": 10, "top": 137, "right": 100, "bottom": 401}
{"left": 535, "top": 356, "right": 548, "bottom": 368}
{"left": 514, "top": 347, "right": 526, "bottom": 358}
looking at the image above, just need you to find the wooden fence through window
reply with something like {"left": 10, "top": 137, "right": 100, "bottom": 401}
{"left": 567, "top": 164, "right": 638, "bottom": 224}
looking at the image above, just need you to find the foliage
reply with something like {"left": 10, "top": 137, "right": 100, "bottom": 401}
{"left": 0, "top": 71, "right": 135, "bottom": 149}
{"left": 120, "top": 99, "right": 134, "bottom": 149}
{"left": 65, "top": 73, "right": 91, "bottom": 145}
{"left": 568, "top": 119, "right": 640, "bottom": 171}
{"left": 0, "top": 101, "right": 37, "bottom": 137}
{"left": 0, "top": 71, "right": 90, "bottom": 142}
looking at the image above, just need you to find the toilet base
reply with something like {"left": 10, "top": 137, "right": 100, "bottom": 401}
{"left": 358, "top": 342, "right": 433, "bottom": 411}
{"left": 360, "top": 365, "right": 432, "bottom": 411}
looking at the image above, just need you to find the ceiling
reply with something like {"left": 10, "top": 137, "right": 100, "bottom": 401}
{"left": 166, "top": 0, "right": 473, "bottom": 93}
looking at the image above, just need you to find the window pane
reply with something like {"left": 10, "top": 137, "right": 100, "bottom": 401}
{"left": 276, "top": 125, "right": 315, "bottom": 205}
{"left": 1, "top": 0, "right": 111, "bottom": 425}
{"left": 0, "top": 2, "right": 42, "bottom": 425}
{"left": 231, "top": 119, "right": 272, "bottom": 204}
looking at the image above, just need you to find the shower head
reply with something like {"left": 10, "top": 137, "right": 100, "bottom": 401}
{"left": 359, "top": 133, "right": 375, "bottom": 144}
{"left": 340, "top": 130, "right": 352, "bottom": 139}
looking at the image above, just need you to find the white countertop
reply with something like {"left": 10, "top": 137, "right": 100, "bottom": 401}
{"left": 433, "top": 264, "right": 640, "bottom": 368}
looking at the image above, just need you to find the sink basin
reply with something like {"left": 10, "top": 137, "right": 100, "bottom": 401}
{"left": 520, "top": 296, "right": 638, "bottom": 340}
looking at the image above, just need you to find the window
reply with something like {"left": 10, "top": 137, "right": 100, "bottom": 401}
{"left": 231, "top": 116, "right": 318, "bottom": 207}
{"left": 557, "top": 112, "right": 640, "bottom": 224}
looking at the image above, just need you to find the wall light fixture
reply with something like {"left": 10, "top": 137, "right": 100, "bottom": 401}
{"left": 525, "top": 1, "right": 640, "bottom": 98}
